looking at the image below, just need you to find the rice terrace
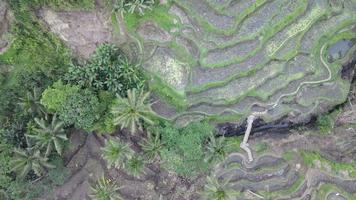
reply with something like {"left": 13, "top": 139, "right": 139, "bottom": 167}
{"left": 0, "top": 0, "right": 356, "bottom": 199}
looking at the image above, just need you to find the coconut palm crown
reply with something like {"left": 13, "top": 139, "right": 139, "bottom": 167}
{"left": 26, "top": 114, "right": 67, "bottom": 157}
{"left": 10, "top": 147, "right": 54, "bottom": 178}
{"left": 90, "top": 177, "right": 122, "bottom": 200}
{"left": 101, "top": 139, "right": 132, "bottom": 169}
{"left": 111, "top": 89, "right": 156, "bottom": 133}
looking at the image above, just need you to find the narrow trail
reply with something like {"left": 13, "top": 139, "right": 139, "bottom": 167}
{"left": 241, "top": 43, "right": 332, "bottom": 162}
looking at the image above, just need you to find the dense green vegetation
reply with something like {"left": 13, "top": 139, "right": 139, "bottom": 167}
{"left": 158, "top": 121, "right": 214, "bottom": 177}
{"left": 0, "top": 0, "right": 74, "bottom": 198}
{"left": 66, "top": 44, "right": 146, "bottom": 97}
{"left": 3, "top": 0, "right": 355, "bottom": 199}
{"left": 0, "top": 0, "right": 154, "bottom": 198}
{"left": 301, "top": 151, "right": 356, "bottom": 177}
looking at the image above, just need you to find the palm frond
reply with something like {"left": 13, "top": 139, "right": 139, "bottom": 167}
{"left": 90, "top": 177, "right": 122, "bottom": 200}
{"left": 111, "top": 89, "right": 157, "bottom": 134}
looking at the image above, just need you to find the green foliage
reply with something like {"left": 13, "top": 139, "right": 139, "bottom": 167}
{"left": 113, "top": 0, "right": 155, "bottom": 15}
{"left": 111, "top": 89, "right": 156, "bottom": 133}
{"left": 301, "top": 151, "right": 356, "bottom": 177}
{"left": 41, "top": 81, "right": 103, "bottom": 130}
{"left": 26, "top": 115, "right": 68, "bottom": 157}
{"left": 124, "top": 4, "right": 176, "bottom": 32}
{"left": 139, "top": 131, "right": 164, "bottom": 161}
{"left": 92, "top": 91, "right": 116, "bottom": 134}
{"left": 90, "top": 177, "right": 122, "bottom": 200}
{"left": 101, "top": 139, "right": 132, "bottom": 168}
{"left": 18, "top": 87, "right": 45, "bottom": 117}
{"left": 94, "top": 113, "right": 116, "bottom": 134}
{"left": 32, "top": 0, "right": 95, "bottom": 10}
{"left": 10, "top": 147, "right": 54, "bottom": 178}
{"left": 158, "top": 121, "right": 213, "bottom": 177}
{"left": 58, "top": 89, "right": 100, "bottom": 130}
{"left": 0, "top": 1, "right": 74, "bottom": 199}
{"left": 6, "top": 179, "right": 52, "bottom": 200}
{"left": 0, "top": 141, "right": 12, "bottom": 190}
{"left": 47, "top": 156, "right": 70, "bottom": 186}
{"left": 203, "top": 176, "right": 237, "bottom": 200}
{"left": 316, "top": 109, "right": 341, "bottom": 134}
{"left": 66, "top": 44, "right": 146, "bottom": 97}
{"left": 125, "top": 154, "right": 144, "bottom": 177}
{"left": 205, "top": 135, "right": 227, "bottom": 165}
{"left": 0, "top": 0, "right": 71, "bottom": 79}
{"left": 41, "top": 81, "right": 79, "bottom": 112}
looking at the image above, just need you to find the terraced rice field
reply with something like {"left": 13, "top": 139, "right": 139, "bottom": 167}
{"left": 129, "top": 0, "right": 356, "bottom": 126}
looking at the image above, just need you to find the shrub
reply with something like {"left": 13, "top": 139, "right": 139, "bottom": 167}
{"left": 58, "top": 89, "right": 101, "bottom": 130}
{"left": 41, "top": 81, "right": 79, "bottom": 112}
{"left": 66, "top": 44, "right": 146, "bottom": 97}
{"left": 0, "top": 142, "right": 12, "bottom": 190}
{"left": 158, "top": 121, "right": 213, "bottom": 177}
{"left": 92, "top": 91, "right": 116, "bottom": 134}
{"left": 6, "top": 179, "right": 52, "bottom": 200}
{"left": 47, "top": 157, "right": 70, "bottom": 186}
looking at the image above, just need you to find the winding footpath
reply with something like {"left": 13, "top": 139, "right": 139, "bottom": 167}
{"left": 241, "top": 43, "right": 332, "bottom": 162}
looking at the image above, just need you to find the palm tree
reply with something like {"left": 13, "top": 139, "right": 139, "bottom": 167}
{"left": 26, "top": 115, "right": 67, "bottom": 157}
{"left": 139, "top": 131, "right": 163, "bottom": 161}
{"left": 18, "top": 87, "right": 45, "bottom": 116}
{"left": 125, "top": 154, "right": 144, "bottom": 177}
{"left": 205, "top": 135, "right": 226, "bottom": 164}
{"left": 203, "top": 176, "right": 237, "bottom": 200}
{"left": 101, "top": 139, "right": 132, "bottom": 169}
{"left": 90, "top": 177, "right": 122, "bottom": 200}
{"left": 111, "top": 89, "right": 156, "bottom": 133}
{"left": 10, "top": 147, "right": 54, "bottom": 178}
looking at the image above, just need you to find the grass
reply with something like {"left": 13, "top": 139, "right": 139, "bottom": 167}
{"left": 315, "top": 108, "right": 341, "bottom": 135}
{"left": 223, "top": 136, "right": 243, "bottom": 154}
{"left": 0, "top": 0, "right": 71, "bottom": 78}
{"left": 36, "top": 0, "right": 95, "bottom": 10}
{"left": 301, "top": 151, "right": 356, "bottom": 178}
{"left": 124, "top": 4, "right": 178, "bottom": 32}
{"left": 282, "top": 151, "right": 295, "bottom": 162}
{"left": 315, "top": 184, "right": 356, "bottom": 200}
{"left": 260, "top": 174, "right": 305, "bottom": 199}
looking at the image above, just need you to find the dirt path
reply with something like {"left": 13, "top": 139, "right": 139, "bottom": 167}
{"left": 43, "top": 131, "right": 205, "bottom": 200}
